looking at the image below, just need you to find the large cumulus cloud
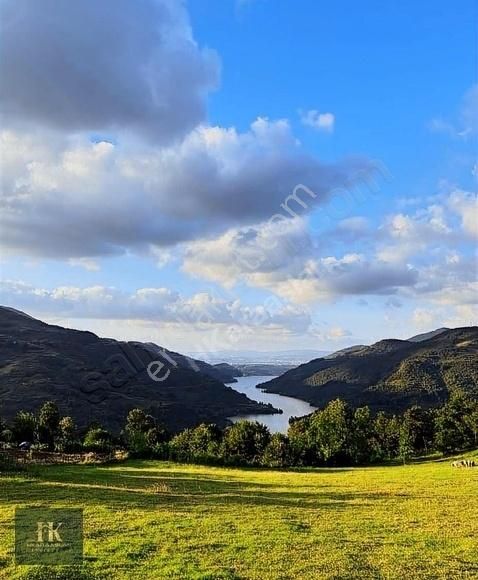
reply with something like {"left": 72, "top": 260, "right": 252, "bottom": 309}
{"left": 0, "top": 0, "right": 218, "bottom": 142}
{"left": 185, "top": 225, "right": 419, "bottom": 304}
{"left": 183, "top": 189, "right": 477, "bottom": 304}
{"left": 0, "top": 1, "right": 376, "bottom": 261}
{"left": 0, "top": 121, "right": 374, "bottom": 258}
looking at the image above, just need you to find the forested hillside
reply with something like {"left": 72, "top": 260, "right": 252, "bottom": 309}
{"left": 0, "top": 307, "right": 275, "bottom": 433}
{"left": 260, "top": 328, "right": 478, "bottom": 412}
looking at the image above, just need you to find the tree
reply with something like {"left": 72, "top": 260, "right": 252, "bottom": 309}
{"left": 12, "top": 411, "right": 36, "bottom": 443}
{"left": 56, "top": 416, "right": 77, "bottom": 452}
{"left": 221, "top": 420, "right": 271, "bottom": 465}
{"left": 125, "top": 408, "right": 155, "bottom": 434}
{"left": 169, "top": 423, "right": 222, "bottom": 463}
{"left": 187, "top": 423, "right": 222, "bottom": 458}
{"left": 398, "top": 418, "right": 414, "bottom": 464}
{"left": 83, "top": 426, "right": 113, "bottom": 452}
{"left": 347, "top": 406, "right": 373, "bottom": 464}
{"left": 401, "top": 406, "right": 434, "bottom": 455}
{"left": 145, "top": 425, "right": 168, "bottom": 447}
{"left": 371, "top": 412, "right": 400, "bottom": 461}
{"left": 262, "top": 433, "right": 290, "bottom": 467}
{"left": 0, "top": 417, "right": 13, "bottom": 445}
{"left": 434, "top": 390, "right": 475, "bottom": 453}
{"left": 37, "top": 401, "right": 60, "bottom": 449}
{"left": 309, "top": 399, "right": 350, "bottom": 464}
{"left": 464, "top": 407, "right": 478, "bottom": 447}
{"left": 59, "top": 416, "right": 75, "bottom": 439}
{"left": 123, "top": 408, "right": 167, "bottom": 457}
{"left": 169, "top": 429, "right": 194, "bottom": 461}
{"left": 287, "top": 416, "right": 313, "bottom": 465}
{"left": 0, "top": 428, "right": 13, "bottom": 445}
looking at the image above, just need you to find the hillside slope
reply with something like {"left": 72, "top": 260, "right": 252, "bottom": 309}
{"left": 260, "top": 327, "right": 478, "bottom": 412}
{"left": 0, "top": 307, "right": 275, "bottom": 432}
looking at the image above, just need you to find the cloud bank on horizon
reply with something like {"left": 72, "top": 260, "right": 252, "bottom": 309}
{"left": 0, "top": 0, "right": 476, "bottom": 350}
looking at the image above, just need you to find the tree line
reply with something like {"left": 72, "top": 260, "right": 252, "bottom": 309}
{"left": 1, "top": 389, "right": 477, "bottom": 468}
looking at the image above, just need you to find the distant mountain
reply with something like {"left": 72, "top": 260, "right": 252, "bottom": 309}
{"left": 235, "top": 364, "right": 294, "bottom": 377}
{"left": 189, "top": 349, "right": 331, "bottom": 366}
{"left": 211, "top": 363, "right": 243, "bottom": 382}
{"left": 259, "top": 328, "right": 478, "bottom": 413}
{"left": 0, "top": 307, "right": 276, "bottom": 433}
{"left": 323, "top": 328, "right": 451, "bottom": 360}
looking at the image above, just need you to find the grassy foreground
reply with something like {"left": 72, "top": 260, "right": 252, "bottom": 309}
{"left": 0, "top": 456, "right": 477, "bottom": 579}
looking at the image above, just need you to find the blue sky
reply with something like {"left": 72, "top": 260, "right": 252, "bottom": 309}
{"left": 1, "top": 0, "right": 476, "bottom": 352}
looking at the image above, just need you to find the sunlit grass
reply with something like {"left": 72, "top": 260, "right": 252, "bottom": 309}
{"left": 1, "top": 454, "right": 477, "bottom": 579}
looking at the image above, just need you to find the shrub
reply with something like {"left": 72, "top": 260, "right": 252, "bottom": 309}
{"left": 12, "top": 411, "right": 36, "bottom": 443}
{"left": 262, "top": 433, "right": 290, "bottom": 467}
{"left": 122, "top": 408, "right": 168, "bottom": 458}
{"left": 221, "top": 420, "right": 271, "bottom": 465}
{"left": 169, "top": 423, "right": 222, "bottom": 464}
{"left": 83, "top": 427, "right": 113, "bottom": 452}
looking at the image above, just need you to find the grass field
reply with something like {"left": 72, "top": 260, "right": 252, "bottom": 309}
{"left": 1, "top": 455, "right": 477, "bottom": 580}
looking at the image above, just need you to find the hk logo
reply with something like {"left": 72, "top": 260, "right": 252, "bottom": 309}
{"left": 36, "top": 521, "right": 63, "bottom": 544}
{"left": 15, "top": 508, "right": 83, "bottom": 565}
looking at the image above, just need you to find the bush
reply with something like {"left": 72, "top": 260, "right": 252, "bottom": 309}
{"left": 122, "top": 408, "right": 168, "bottom": 458}
{"left": 262, "top": 433, "right": 290, "bottom": 467}
{"left": 30, "top": 443, "right": 49, "bottom": 451}
{"left": 12, "top": 411, "right": 36, "bottom": 443}
{"left": 83, "top": 427, "right": 113, "bottom": 452}
{"left": 0, "top": 452, "right": 20, "bottom": 472}
{"left": 169, "top": 423, "right": 222, "bottom": 464}
{"left": 221, "top": 420, "right": 271, "bottom": 466}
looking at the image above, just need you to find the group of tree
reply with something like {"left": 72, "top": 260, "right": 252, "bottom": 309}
{"left": 1, "top": 388, "right": 477, "bottom": 467}
{"left": 0, "top": 402, "right": 78, "bottom": 452}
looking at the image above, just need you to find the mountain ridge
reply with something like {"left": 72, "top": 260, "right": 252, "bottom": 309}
{"left": 0, "top": 306, "right": 276, "bottom": 433}
{"left": 259, "top": 327, "right": 478, "bottom": 412}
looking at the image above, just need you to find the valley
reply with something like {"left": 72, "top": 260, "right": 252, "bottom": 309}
{"left": 227, "top": 375, "right": 316, "bottom": 433}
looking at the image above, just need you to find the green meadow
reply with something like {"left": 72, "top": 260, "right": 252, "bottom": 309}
{"left": 1, "top": 456, "right": 477, "bottom": 580}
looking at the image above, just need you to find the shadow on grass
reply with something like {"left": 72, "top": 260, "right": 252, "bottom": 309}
{"left": 1, "top": 463, "right": 398, "bottom": 513}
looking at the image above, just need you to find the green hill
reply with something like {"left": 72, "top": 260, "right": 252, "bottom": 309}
{"left": 260, "top": 327, "right": 478, "bottom": 412}
{"left": 0, "top": 307, "right": 276, "bottom": 433}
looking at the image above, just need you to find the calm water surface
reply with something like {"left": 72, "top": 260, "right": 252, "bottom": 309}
{"left": 227, "top": 375, "right": 316, "bottom": 434}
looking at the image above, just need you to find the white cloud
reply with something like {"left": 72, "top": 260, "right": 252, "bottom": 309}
{"left": 0, "top": 279, "right": 311, "bottom": 335}
{"left": 412, "top": 308, "right": 436, "bottom": 330}
{"left": 410, "top": 303, "right": 477, "bottom": 334}
{"left": 183, "top": 217, "right": 312, "bottom": 287}
{"left": 184, "top": 216, "right": 419, "bottom": 304}
{"left": 182, "top": 184, "right": 477, "bottom": 307}
{"left": 300, "top": 110, "right": 335, "bottom": 133}
{"left": 266, "top": 255, "right": 418, "bottom": 304}
{"left": 68, "top": 258, "right": 100, "bottom": 272}
{"left": 308, "top": 323, "right": 352, "bottom": 341}
{"left": 337, "top": 216, "right": 370, "bottom": 234}
{"left": 0, "top": 1, "right": 375, "bottom": 265}
{"left": 375, "top": 195, "right": 474, "bottom": 264}
{"left": 447, "top": 189, "right": 478, "bottom": 239}
{"left": 0, "top": 123, "right": 373, "bottom": 259}
{"left": 429, "top": 84, "right": 478, "bottom": 139}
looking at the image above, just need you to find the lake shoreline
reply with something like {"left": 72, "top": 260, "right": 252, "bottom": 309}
{"left": 226, "top": 375, "right": 317, "bottom": 433}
